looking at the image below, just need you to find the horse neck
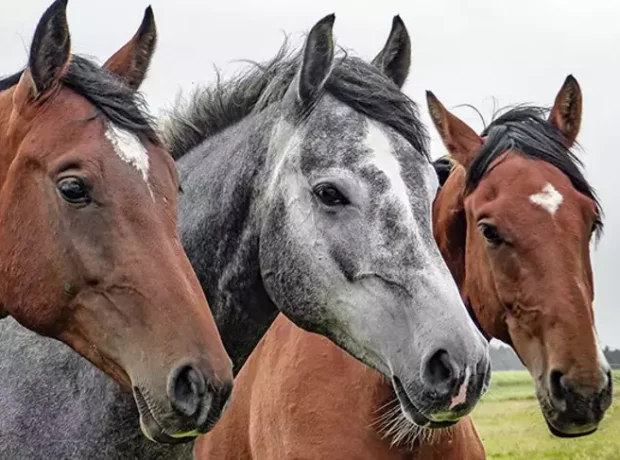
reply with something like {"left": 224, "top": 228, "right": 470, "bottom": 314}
{"left": 433, "top": 166, "right": 506, "bottom": 342}
{"left": 176, "top": 112, "right": 279, "bottom": 375}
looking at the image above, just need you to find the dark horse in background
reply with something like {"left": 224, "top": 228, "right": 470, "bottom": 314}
{"left": 0, "top": 0, "right": 233, "bottom": 454}
{"left": 0, "top": 9, "right": 491, "bottom": 460}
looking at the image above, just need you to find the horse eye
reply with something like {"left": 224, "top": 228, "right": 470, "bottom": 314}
{"left": 313, "top": 183, "right": 349, "bottom": 207}
{"left": 478, "top": 222, "right": 504, "bottom": 246}
{"left": 57, "top": 177, "right": 91, "bottom": 206}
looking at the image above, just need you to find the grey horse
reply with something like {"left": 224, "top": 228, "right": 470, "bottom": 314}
{"left": 0, "top": 14, "right": 490, "bottom": 460}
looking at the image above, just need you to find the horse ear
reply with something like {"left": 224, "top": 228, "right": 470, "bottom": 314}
{"left": 548, "top": 75, "right": 582, "bottom": 148}
{"left": 26, "top": 0, "right": 71, "bottom": 98}
{"left": 426, "top": 91, "right": 483, "bottom": 170}
{"left": 371, "top": 15, "right": 411, "bottom": 88}
{"left": 298, "top": 14, "right": 336, "bottom": 105}
{"left": 103, "top": 6, "right": 157, "bottom": 90}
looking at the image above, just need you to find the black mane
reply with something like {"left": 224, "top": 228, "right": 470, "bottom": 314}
{"left": 432, "top": 156, "right": 455, "bottom": 188}
{"left": 0, "top": 55, "right": 158, "bottom": 143}
{"left": 465, "top": 106, "right": 603, "bottom": 237}
{"left": 162, "top": 42, "right": 429, "bottom": 161}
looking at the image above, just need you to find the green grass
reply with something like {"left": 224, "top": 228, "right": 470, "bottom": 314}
{"left": 471, "top": 371, "right": 620, "bottom": 459}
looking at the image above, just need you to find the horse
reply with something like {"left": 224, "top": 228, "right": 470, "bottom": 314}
{"left": 427, "top": 78, "right": 612, "bottom": 436}
{"left": 192, "top": 16, "right": 485, "bottom": 460}
{"left": 0, "top": 12, "right": 491, "bottom": 460}
{"left": 0, "top": 0, "right": 233, "bottom": 450}
{"left": 195, "top": 72, "right": 613, "bottom": 459}
{"left": 169, "top": 11, "right": 491, "bottom": 424}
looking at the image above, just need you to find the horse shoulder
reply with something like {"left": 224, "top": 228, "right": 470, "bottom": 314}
{"left": 194, "top": 315, "right": 297, "bottom": 460}
{"left": 247, "top": 316, "right": 406, "bottom": 459}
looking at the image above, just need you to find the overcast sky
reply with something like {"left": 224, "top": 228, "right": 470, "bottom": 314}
{"left": 1, "top": 0, "right": 618, "bottom": 347}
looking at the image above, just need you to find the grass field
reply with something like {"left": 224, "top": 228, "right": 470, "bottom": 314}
{"left": 471, "top": 370, "right": 620, "bottom": 460}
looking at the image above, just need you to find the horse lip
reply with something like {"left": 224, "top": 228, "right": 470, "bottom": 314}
{"left": 133, "top": 387, "right": 194, "bottom": 445}
{"left": 391, "top": 376, "right": 458, "bottom": 429}
{"left": 544, "top": 417, "right": 598, "bottom": 438}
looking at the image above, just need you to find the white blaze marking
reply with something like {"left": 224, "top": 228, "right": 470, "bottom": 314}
{"left": 366, "top": 121, "right": 413, "bottom": 224}
{"left": 529, "top": 183, "right": 563, "bottom": 215}
{"left": 450, "top": 366, "right": 470, "bottom": 409}
{"left": 105, "top": 124, "right": 153, "bottom": 199}
{"left": 265, "top": 119, "right": 303, "bottom": 196}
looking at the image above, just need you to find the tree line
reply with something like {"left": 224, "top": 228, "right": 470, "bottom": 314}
{"left": 490, "top": 343, "right": 620, "bottom": 371}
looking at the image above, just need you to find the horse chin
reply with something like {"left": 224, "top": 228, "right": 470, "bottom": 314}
{"left": 133, "top": 387, "right": 196, "bottom": 445}
{"left": 544, "top": 418, "right": 598, "bottom": 438}
{"left": 538, "top": 390, "right": 600, "bottom": 438}
{"left": 392, "top": 376, "right": 459, "bottom": 430}
{"left": 541, "top": 405, "right": 600, "bottom": 438}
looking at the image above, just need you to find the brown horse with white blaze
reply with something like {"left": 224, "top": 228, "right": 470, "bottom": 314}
{"left": 428, "top": 76, "right": 611, "bottom": 437}
{"left": 0, "top": 0, "right": 232, "bottom": 443}
{"left": 195, "top": 34, "right": 610, "bottom": 460}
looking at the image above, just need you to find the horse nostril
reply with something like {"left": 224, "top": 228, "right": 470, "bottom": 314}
{"left": 168, "top": 362, "right": 207, "bottom": 418}
{"left": 606, "top": 370, "right": 613, "bottom": 390}
{"left": 423, "top": 349, "right": 459, "bottom": 395}
{"left": 549, "top": 369, "right": 568, "bottom": 402}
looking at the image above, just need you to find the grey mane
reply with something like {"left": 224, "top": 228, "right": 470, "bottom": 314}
{"left": 162, "top": 42, "right": 429, "bottom": 160}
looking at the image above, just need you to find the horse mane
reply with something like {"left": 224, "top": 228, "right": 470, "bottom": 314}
{"left": 435, "top": 106, "right": 603, "bottom": 239}
{"left": 162, "top": 41, "right": 429, "bottom": 161}
{"left": 0, "top": 55, "right": 158, "bottom": 144}
{"left": 432, "top": 155, "right": 456, "bottom": 187}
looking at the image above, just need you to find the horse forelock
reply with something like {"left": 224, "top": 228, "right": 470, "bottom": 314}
{"left": 466, "top": 105, "right": 603, "bottom": 238}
